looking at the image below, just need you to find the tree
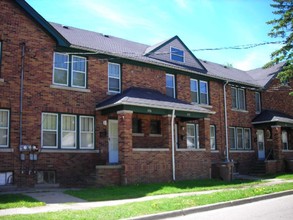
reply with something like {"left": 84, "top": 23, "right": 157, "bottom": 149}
{"left": 265, "top": 0, "right": 293, "bottom": 91}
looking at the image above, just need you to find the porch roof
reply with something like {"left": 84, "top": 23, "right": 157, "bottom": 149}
{"left": 252, "top": 110, "right": 293, "bottom": 127}
{"left": 96, "top": 87, "right": 215, "bottom": 118}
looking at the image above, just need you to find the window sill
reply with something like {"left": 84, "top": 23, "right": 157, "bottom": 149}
{"left": 41, "top": 149, "right": 99, "bottom": 153}
{"left": 191, "top": 103, "right": 212, "bottom": 109}
{"left": 0, "top": 148, "right": 14, "bottom": 152}
{"left": 211, "top": 150, "right": 219, "bottom": 153}
{"left": 107, "top": 91, "right": 120, "bottom": 95}
{"left": 232, "top": 109, "right": 248, "bottom": 113}
{"left": 282, "top": 150, "right": 293, "bottom": 153}
{"left": 149, "top": 134, "right": 162, "bottom": 137}
{"left": 133, "top": 148, "right": 169, "bottom": 152}
{"left": 50, "top": 84, "right": 91, "bottom": 93}
{"left": 132, "top": 133, "right": 144, "bottom": 137}
{"left": 0, "top": 78, "right": 4, "bottom": 83}
{"left": 230, "top": 150, "right": 254, "bottom": 153}
{"left": 177, "top": 148, "right": 206, "bottom": 152}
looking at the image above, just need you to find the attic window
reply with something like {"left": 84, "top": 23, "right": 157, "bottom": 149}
{"left": 170, "top": 47, "right": 184, "bottom": 63}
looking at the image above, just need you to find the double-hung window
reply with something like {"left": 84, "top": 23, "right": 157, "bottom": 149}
{"left": 132, "top": 118, "right": 142, "bottom": 134}
{"left": 170, "top": 47, "right": 184, "bottom": 63}
{"left": 0, "top": 109, "right": 9, "bottom": 147}
{"left": 229, "top": 127, "right": 251, "bottom": 150}
{"left": 255, "top": 92, "right": 261, "bottom": 113}
{"left": 108, "top": 63, "right": 121, "bottom": 93}
{"left": 42, "top": 113, "right": 94, "bottom": 149}
{"left": 186, "top": 124, "right": 199, "bottom": 149}
{"left": 210, "top": 125, "right": 216, "bottom": 150}
{"left": 231, "top": 87, "right": 246, "bottom": 110}
{"left": 166, "top": 74, "right": 175, "bottom": 98}
{"left": 150, "top": 120, "right": 161, "bottom": 135}
{"left": 53, "top": 52, "right": 87, "bottom": 88}
{"left": 190, "top": 79, "right": 198, "bottom": 103}
{"left": 200, "top": 81, "right": 208, "bottom": 105}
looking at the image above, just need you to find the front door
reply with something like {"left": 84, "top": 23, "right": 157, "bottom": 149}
{"left": 257, "top": 129, "right": 265, "bottom": 160}
{"left": 108, "top": 120, "right": 119, "bottom": 164}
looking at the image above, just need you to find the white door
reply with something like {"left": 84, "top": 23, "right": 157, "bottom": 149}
{"left": 108, "top": 120, "right": 119, "bottom": 164}
{"left": 257, "top": 129, "right": 265, "bottom": 160}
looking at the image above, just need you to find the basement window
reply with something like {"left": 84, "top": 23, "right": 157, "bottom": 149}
{"left": 37, "top": 171, "right": 56, "bottom": 184}
{"left": 0, "top": 172, "right": 13, "bottom": 185}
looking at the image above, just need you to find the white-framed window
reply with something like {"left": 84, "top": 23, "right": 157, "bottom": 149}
{"left": 229, "top": 127, "right": 251, "bottom": 150}
{"left": 61, "top": 115, "right": 77, "bottom": 149}
{"left": 210, "top": 125, "right": 216, "bottom": 150}
{"left": 72, "top": 55, "right": 87, "bottom": 88}
{"left": 231, "top": 87, "right": 246, "bottom": 110}
{"left": 190, "top": 79, "right": 198, "bottom": 103}
{"left": 186, "top": 123, "right": 199, "bottom": 149}
{"left": 200, "top": 81, "right": 208, "bottom": 105}
{"left": 42, "top": 113, "right": 58, "bottom": 148}
{"left": 41, "top": 113, "right": 95, "bottom": 150}
{"left": 282, "top": 130, "right": 288, "bottom": 150}
{"left": 255, "top": 92, "right": 261, "bottom": 113}
{"left": 0, "top": 109, "right": 9, "bottom": 148}
{"left": 108, "top": 62, "right": 121, "bottom": 93}
{"left": 170, "top": 47, "right": 184, "bottom": 63}
{"left": 80, "top": 116, "right": 94, "bottom": 149}
{"left": 166, "top": 73, "right": 176, "bottom": 98}
{"left": 53, "top": 52, "right": 87, "bottom": 88}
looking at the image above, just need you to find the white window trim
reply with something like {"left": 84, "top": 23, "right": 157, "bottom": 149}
{"left": 244, "top": 128, "right": 251, "bottom": 150}
{"left": 200, "top": 80, "right": 209, "bottom": 105}
{"left": 0, "top": 109, "right": 9, "bottom": 148}
{"left": 71, "top": 55, "right": 87, "bottom": 89}
{"left": 80, "top": 116, "right": 94, "bottom": 149}
{"left": 282, "top": 130, "right": 288, "bottom": 150}
{"left": 190, "top": 79, "right": 198, "bottom": 104}
{"left": 108, "top": 62, "right": 121, "bottom": 93}
{"left": 210, "top": 125, "right": 216, "bottom": 150}
{"left": 229, "top": 127, "right": 236, "bottom": 150}
{"left": 41, "top": 113, "right": 58, "bottom": 149}
{"left": 166, "top": 73, "right": 176, "bottom": 98}
{"left": 170, "top": 46, "right": 185, "bottom": 63}
{"left": 53, "top": 52, "right": 69, "bottom": 86}
{"left": 61, "top": 114, "right": 77, "bottom": 149}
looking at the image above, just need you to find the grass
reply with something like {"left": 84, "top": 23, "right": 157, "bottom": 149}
{"left": 0, "top": 194, "right": 44, "bottom": 210}
{"left": 65, "top": 178, "right": 262, "bottom": 201}
{"left": 264, "top": 173, "right": 293, "bottom": 180}
{"left": 2, "top": 182, "right": 293, "bottom": 220}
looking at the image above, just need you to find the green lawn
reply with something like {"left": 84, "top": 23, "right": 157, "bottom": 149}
{"left": 265, "top": 173, "right": 293, "bottom": 180}
{"left": 65, "top": 178, "right": 262, "bottom": 201}
{"left": 2, "top": 182, "right": 293, "bottom": 220}
{"left": 0, "top": 194, "right": 44, "bottom": 210}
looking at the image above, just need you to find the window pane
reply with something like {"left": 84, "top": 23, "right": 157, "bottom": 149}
{"left": 244, "top": 129, "right": 251, "bottom": 149}
{"left": 54, "top": 53, "right": 68, "bottom": 69}
{"left": 72, "top": 71, "right": 85, "bottom": 87}
{"left": 132, "top": 118, "right": 142, "bottom": 133}
{"left": 109, "top": 78, "right": 120, "bottom": 92}
{"left": 187, "top": 137, "right": 195, "bottom": 148}
{"left": 229, "top": 128, "right": 236, "bottom": 149}
{"left": 150, "top": 120, "right": 161, "bottom": 134}
{"left": 62, "top": 115, "right": 75, "bottom": 131}
{"left": 200, "top": 81, "right": 208, "bottom": 104}
{"left": 73, "top": 56, "right": 86, "bottom": 72}
{"left": 42, "top": 113, "right": 57, "bottom": 148}
{"left": 53, "top": 69, "right": 67, "bottom": 85}
{"left": 81, "top": 117, "right": 94, "bottom": 132}
{"left": 0, "top": 111, "right": 8, "bottom": 127}
{"left": 187, "top": 124, "right": 195, "bottom": 137}
{"left": 80, "top": 117, "right": 94, "bottom": 149}
{"left": 237, "top": 128, "right": 243, "bottom": 149}
{"left": 171, "top": 47, "right": 184, "bottom": 62}
{"left": 0, "top": 129, "right": 8, "bottom": 146}
{"left": 108, "top": 63, "right": 120, "bottom": 92}
{"left": 255, "top": 92, "right": 261, "bottom": 113}
{"left": 109, "top": 63, "right": 120, "bottom": 78}
{"left": 62, "top": 132, "right": 76, "bottom": 148}
{"left": 166, "top": 74, "right": 175, "bottom": 98}
{"left": 62, "top": 115, "right": 76, "bottom": 148}
{"left": 43, "top": 114, "right": 57, "bottom": 130}
{"left": 81, "top": 133, "right": 93, "bottom": 148}
{"left": 210, "top": 126, "right": 216, "bottom": 150}
{"left": 190, "top": 80, "right": 198, "bottom": 103}
{"left": 232, "top": 88, "right": 237, "bottom": 109}
{"left": 238, "top": 89, "right": 245, "bottom": 110}
{"left": 43, "top": 131, "right": 57, "bottom": 147}
{"left": 166, "top": 87, "right": 175, "bottom": 98}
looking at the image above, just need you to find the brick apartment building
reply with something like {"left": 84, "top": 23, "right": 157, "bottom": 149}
{"left": 0, "top": 0, "right": 292, "bottom": 187}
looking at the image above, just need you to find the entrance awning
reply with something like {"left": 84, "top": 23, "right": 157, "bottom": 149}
{"left": 252, "top": 110, "right": 293, "bottom": 127}
{"left": 96, "top": 87, "right": 215, "bottom": 118}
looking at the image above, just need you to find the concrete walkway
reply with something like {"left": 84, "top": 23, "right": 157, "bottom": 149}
{"left": 0, "top": 178, "right": 293, "bottom": 218}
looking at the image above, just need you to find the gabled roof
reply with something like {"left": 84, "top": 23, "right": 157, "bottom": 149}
{"left": 96, "top": 87, "right": 214, "bottom": 116}
{"left": 15, "top": 0, "right": 69, "bottom": 47}
{"left": 252, "top": 110, "right": 293, "bottom": 126}
{"left": 247, "top": 62, "right": 286, "bottom": 88}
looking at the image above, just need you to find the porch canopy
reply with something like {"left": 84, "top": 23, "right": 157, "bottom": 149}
{"left": 252, "top": 110, "right": 293, "bottom": 127}
{"left": 96, "top": 87, "right": 215, "bottom": 118}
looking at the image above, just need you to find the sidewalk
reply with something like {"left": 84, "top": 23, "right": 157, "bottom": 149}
{"left": 0, "top": 178, "right": 293, "bottom": 218}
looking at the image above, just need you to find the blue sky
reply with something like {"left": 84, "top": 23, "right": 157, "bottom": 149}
{"left": 26, "top": 0, "right": 281, "bottom": 70}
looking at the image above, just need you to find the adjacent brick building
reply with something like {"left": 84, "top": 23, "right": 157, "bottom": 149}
{"left": 0, "top": 0, "right": 292, "bottom": 187}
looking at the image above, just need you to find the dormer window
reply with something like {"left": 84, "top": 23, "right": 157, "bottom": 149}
{"left": 170, "top": 47, "right": 184, "bottom": 63}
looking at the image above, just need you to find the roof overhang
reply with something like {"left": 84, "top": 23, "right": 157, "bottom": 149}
{"left": 252, "top": 110, "right": 293, "bottom": 128}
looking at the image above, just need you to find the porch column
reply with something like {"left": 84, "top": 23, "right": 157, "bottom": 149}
{"left": 199, "top": 118, "right": 211, "bottom": 152}
{"left": 117, "top": 110, "right": 133, "bottom": 185}
{"left": 271, "top": 125, "right": 283, "bottom": 161}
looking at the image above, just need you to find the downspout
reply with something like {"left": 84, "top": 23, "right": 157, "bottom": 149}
{"left": 223, "top": 81, "right": 229, "bottom": 162}
{"left": 19, "top": 42, "right": 26, "bottom": 146}
{"left": 171, "top": 109, "right": 176, "bottom": 181}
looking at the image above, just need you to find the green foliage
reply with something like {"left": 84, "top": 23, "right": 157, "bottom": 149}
{"left": 0, "top": 194, "right": 44, "bottom": 209}
{"left": 266, "top": 0, "right": 293, "bottom": 85}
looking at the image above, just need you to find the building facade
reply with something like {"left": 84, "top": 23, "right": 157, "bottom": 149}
{"left": 0, "top": 0, "right": 292, "bottom": 187}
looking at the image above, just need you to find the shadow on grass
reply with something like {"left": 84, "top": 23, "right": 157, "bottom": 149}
{"left": 65, "top": 178, "right": 259, "bottom": 202}
{"left": 0, "top": 194, "right": 44, "bottom": 209}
